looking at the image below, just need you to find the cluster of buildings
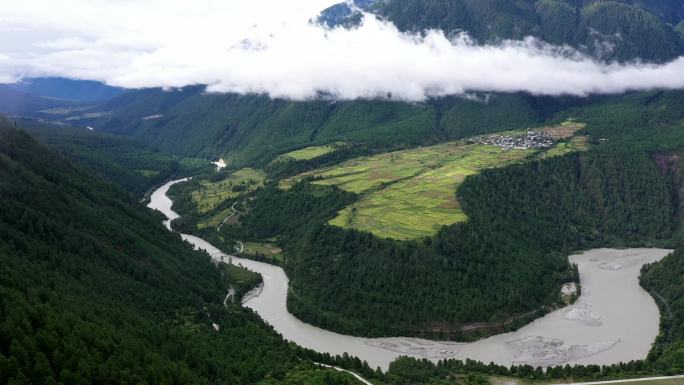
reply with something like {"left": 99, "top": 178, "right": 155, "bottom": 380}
{"left": 467, "top": 131, "right": 556, "bottom": 150}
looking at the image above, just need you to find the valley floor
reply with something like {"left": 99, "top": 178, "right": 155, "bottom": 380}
{"left": 152, "top": 179, "right": 670, "bottom": 371}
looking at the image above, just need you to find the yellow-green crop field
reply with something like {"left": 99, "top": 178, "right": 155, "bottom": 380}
{"left": 276, "top": 144, "right": 338, "bottom": 161}
{"left": 242, "top": 242, "right": 284, "bottom": 261}
{"left": 326, "top": 144, "right": 533, "bottom": 239}
{"left": 540, "top": 136, "right": 589, "bottom": 159}
{"left": 281, "top": 128, "right": 587, "bottom": 240}
{"left": 198, "top": 207, "right": 234, "bottom": 230}
{"left": 137, "top": 169, "right": 160, "bottom": 177}
{"left": 192, "top": 168, "right": 265, "bottom": 214}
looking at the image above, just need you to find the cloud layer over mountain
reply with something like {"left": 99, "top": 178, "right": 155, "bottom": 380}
{"left": 1, "top": 0, "right": 684, "bottom": 101}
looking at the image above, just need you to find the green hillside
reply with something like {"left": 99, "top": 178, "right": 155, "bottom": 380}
{"left": 90, "top": 92, "right": 441, "bottom": 166}
{"left": 86, "top": 90, "right": 598, "bottom": 168}
{"left": 283, "top": 125, "right": 586, "bottom": 240}
{"left": 191, "top": 145, "right": 679, "bottom": 339}
{"left": 642, "top": 247, "right": 684, "bottom": 372}
{"left": 82, "top": 88, "right": 681, "bottom": 175}
{"left": 162, "top": 90, "right": 684, "bottom": 339}
{"left": 280, "top": 150, "right": 677, "bottom": 337}
{"left": 4, "top": 0, "right": 684, "bottom": 382}
{"left": 20, "top": 122, "right": 205, "bottom": 196}
{"left": 0, "top": 120, "right": 364, "bottom": 384}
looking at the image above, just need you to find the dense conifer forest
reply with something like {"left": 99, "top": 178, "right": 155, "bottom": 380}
{"left": 162, "top": 90, "right": 684, "bottom": 341}
{"left": 3, "top": 0, "right": 684, "bottom": 382}
{"left": 19, "top": 122, "right": 210, "bottom": 196}
{"left": 2, "top": 91, "right": 684, "bottom": 385}
{"left": 376, "top": 245, "right": 684, "bottom": 383}
{"left": 205, "top": 151, "right": 674, "bottom": 338}
{"left": 0, "top": 120, "right": 363, "bottom": 384}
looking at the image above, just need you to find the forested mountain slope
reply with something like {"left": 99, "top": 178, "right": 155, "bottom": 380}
{"left": 643, "top": 247, "right": 684, "bottom": 371}
{"left": 85, "top": 88, "right": 605, "bottom": 166}
{"left": 19, "top": 122, "right": 195, "bottom": 196}
{"left": 324, "top": 0, "right": 684, "bottom": 63}
{"left": 381, "top": 238, "right": 684, "bottom": 383}
{"left": 0, "top": 120, "right": 360, "bottom": 384}
{"left": 282, "top": 150, "right": 678, "bottom": 337}
{"left": 78, "top": 84, "right": 682, "bottom": 172}
{"left": 173, "top": 101, "right": 684, "bottom": 337}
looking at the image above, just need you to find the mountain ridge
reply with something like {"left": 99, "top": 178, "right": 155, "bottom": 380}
{"left": 319, "top": 0, "right": 684, "bottom": 62}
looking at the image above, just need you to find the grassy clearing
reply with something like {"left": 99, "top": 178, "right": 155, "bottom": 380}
{"left": 221, "top": 263, "right": 261, "bottom": 300}
{"left": 543, "top": 121, "right": 586, "bottom": 138}
{"left": 192, "top": 168, "right": 265, "bottom": 214}
{"left": 242, "top": 242, "right": 284, "bottom": 261}
{"left": 283, "top": 125, "right": 589, "bottom": 240}
{"left": 276, "top": 144, "right": 339, "bottom": 161}
{"left": 540, "top": 136, "right": 589, "bottom": 159}
{"left": 179, "top": 157, "right": 210, "bottom": 172}
{"left": 137, "top": 169, "right": 160, "bottom": 177}
{"left": 223, "top": 263, "right": 260, "bottom": 285}
{"left": 198, "top": 207, "right": 234, "bottom": 230}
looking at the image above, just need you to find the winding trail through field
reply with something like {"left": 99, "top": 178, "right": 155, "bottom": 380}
{"left": 217, "top": 200, "right": 239, "bottom": 232}
{"left": 148, "top": 179, "right": 671, "bottom": 373}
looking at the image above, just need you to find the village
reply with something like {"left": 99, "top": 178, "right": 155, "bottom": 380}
{"left": 466, "top": 130, "right": 557, "bottom": 150}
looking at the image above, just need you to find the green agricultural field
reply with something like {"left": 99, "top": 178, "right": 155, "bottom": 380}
{"left": 276, "top": 144, "right": 339, "bottom": 161}
{"left": 137, "top": 169, "right": 160, "bottom": 177}
{"left": 242, "top": 242, "right": 284, "bottom": 261}
{"left": 540, "top": 135, "right": 589, "bottom": 159}
{"left": 282, "top": 126, "right": 588, "bottom": 240}
{"left": 198, "top": 207, "right": 235, "bottom": 229}
{"left": 327, "top": 144, "right": 533, "bottom": 239}
{"left": 192, "top": 168, "right": 265, "bottom": 214}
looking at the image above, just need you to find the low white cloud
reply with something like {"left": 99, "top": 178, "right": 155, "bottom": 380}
{"left": 1, "top": 0, "right": 684, "bottom": 101}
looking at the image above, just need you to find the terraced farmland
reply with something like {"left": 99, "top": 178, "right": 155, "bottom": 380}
{"left": 200, "top": 206, "right": 235, "bottom": 229}
{"left": 191, "top": 168, "right": 265, "bottom": 214}
{"left": 275, "top": 144, "right": 339, "bottom": 161}
{"left": 282, "top": 126, "right": 587, "bottom": 239}
{"left": 242, "top": 242, "right": 284, "bottom": 262}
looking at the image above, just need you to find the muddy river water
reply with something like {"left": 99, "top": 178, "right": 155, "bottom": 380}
{"left": 149, "top": 179, "right": 672, "bottom": 370}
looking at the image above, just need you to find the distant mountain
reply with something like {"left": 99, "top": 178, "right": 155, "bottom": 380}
{"left": 10, "top": 77, "right": 123, "bottom": 102}
{"left": 0, "top": 84, "right": 80, "bottom": 116}
{"left": 318, "top": 0, "right": 684, "bottom": 63}
{"left": 317, "top": 0, "right": 376, "bottom": 27}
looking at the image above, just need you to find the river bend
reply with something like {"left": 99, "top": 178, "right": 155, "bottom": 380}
{"left": 149, "top": 179, "right": 671, "bottom": 370}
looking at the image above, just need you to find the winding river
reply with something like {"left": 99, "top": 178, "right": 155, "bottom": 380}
{"left": 149, "top": 179, "right": 672, "bottom": 371}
